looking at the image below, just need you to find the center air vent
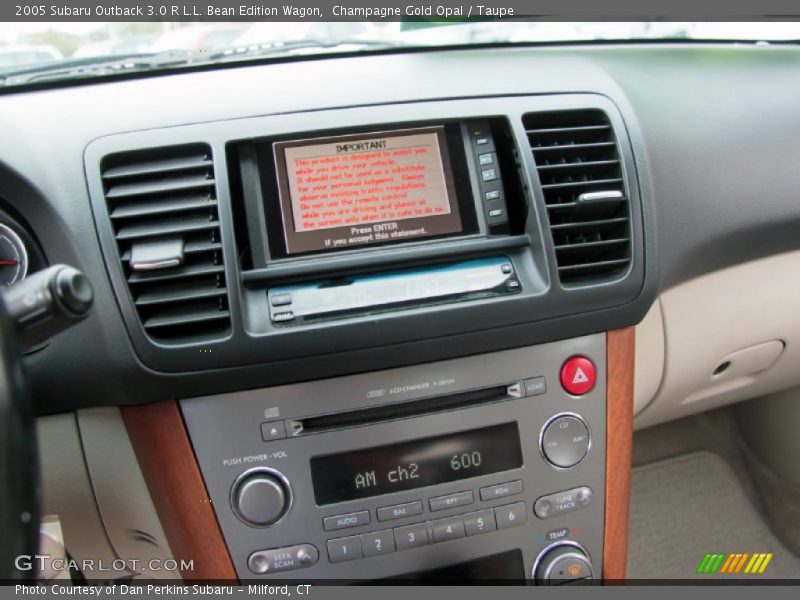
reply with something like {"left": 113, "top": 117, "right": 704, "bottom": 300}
{"left": 100, "top": 144, "right": 231, "bottom": 343}
{"left": 524, "top": 109, "right": 632, "bottom": 284}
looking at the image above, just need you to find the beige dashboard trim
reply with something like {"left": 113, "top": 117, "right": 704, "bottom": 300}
{"left": 635, "top": 250, "right": 800, "bottom": 429}
{"left": 633, "top": 299, "right": 665, "bottom": 416}
{"left": 36, "top": 414, "right": 121, "bottom": 579}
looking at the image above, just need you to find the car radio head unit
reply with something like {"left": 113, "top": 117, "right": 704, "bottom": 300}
{"left": 181, "top": 335, "right": 607, "bottom": 582}
{"left": 273, "top": 126, "right": 463, "bottom": 255}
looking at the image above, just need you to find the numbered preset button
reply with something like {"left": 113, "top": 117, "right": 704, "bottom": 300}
{"left": 494, "top": 502, "right": 527, "bottom": 530}
{"left": 394, "top": 522, "right": 429, "bottom": 551}
{"left": 463, "top": 509, "right": 497, "bottom": 536}
{"left": 361, "top": 529, "right": 396, "bottom": 557}
{"left": 431, "top": 515, "right": 466, "bottom": 543}
{"left": 326, "top": 536, "right": 363, "bottom": 563}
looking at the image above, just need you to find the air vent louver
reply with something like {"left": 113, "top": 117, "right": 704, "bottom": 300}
{"left": 101, "top": 144, "right": 231, "bottom": 343}
{"left": 524, "top": 109, "right": 632, "bottom": 284}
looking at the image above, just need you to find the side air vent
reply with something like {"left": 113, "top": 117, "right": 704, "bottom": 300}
{"left": 524, "top": 109, "right": 632, "bottom": 284}
{"left": 100, "top": 144, "right": 231, "bottom": 343}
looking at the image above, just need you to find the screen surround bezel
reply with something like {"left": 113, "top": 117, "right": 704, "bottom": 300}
{"left": 256, "top": 121, "right": 482, "bottom": 262}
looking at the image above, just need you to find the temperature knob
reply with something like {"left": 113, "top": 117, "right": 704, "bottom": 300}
{"left": 231, "top": 469, "right": 291, "bottom": 527}
{"left": 533, "top": 543, "right": 594, "bottom": 584}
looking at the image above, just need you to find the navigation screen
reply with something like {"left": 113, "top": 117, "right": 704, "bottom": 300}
{"left": 273, "top": 127, "right": 463, "bottom": 255}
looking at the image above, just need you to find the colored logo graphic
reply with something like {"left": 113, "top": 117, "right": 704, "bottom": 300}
{"left": 696, "top": 553, "right": 773, "bottom": 575}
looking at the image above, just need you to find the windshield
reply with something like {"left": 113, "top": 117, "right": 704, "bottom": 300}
{"left": 0, "top": 21, "right": 798, "bottom": 78}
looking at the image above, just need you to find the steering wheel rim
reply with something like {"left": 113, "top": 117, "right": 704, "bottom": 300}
{"left": 0, "top": 295, "right": 39, "bottom": 581}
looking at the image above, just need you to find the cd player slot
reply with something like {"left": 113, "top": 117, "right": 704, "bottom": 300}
{"left": 288, "top": 382, "right": 522, "bottom": 437}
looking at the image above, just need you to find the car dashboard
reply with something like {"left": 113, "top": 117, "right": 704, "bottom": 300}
{"left": 2, "top": 42, "right": 800, "bottom": 583}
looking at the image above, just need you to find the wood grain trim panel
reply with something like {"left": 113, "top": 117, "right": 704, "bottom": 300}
{"left": 122, "top": 400, "right": 237, "bottom": 582}
{"left": 603, "top": 327, "right": 635, "bottom": 582}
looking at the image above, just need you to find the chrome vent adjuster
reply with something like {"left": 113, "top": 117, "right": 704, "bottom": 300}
{"left": 524, "top": 109, "right": 632, "bottom": 285}
{"left": 100, "top": 144, "right": 231, "bottom": 343}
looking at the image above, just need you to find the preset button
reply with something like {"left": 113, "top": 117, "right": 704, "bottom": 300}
{"left": 327, "top": 536, "right": 363, "bottom": 563}
{"left": 463, "top": 509, "right": 497, "bottom": 536}
{"left": 394, "top": 522, "right": 429, "bottom": 551}
{"left": 431, "top": 515, "right": 466, "bottom": 543}
{"left": 361, "top": 529, "right": 396, "bottom": 557}
{"left": 494, "top": 502, "right": 527, "bottom": 529}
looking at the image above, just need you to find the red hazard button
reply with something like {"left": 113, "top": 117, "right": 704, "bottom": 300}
{"left": 560, "top": 356, "right": 596, "bottom": 395}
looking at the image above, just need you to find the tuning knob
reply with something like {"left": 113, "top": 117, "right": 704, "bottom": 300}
{"left": 533, "top": 543, "right": 594, "bottom": 584}
{"left": 231, "top": 469, "right": 291, "bottom": 527}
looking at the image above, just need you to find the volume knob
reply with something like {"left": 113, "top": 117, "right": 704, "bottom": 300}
{"left": 231, "top": 469, "right": 290, "bottom": 527}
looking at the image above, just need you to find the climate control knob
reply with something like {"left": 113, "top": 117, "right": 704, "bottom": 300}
{"left": 231, "top": 469, "right": 291, "bottom": 527}
{"left": 533, "top": 543, "right": 594, "bottom": 584}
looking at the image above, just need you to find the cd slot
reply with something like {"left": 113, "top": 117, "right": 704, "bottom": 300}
{"left": 288, "top": 382, "right": 523, "bottom": 437}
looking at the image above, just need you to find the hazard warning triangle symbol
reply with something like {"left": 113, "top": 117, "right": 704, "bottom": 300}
{"left": 572, "top": 368, "right": 589, "bottom": 384}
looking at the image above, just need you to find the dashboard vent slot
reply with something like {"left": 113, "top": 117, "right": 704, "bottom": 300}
{"left": 524, "top": 109, "right": 631, "bottom": 284}
{"left": 100, "top": 144, "right": 230, "bottom": 343}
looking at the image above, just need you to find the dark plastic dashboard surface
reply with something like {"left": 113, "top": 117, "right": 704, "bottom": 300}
{"left": 0, "top": 43, "right": 798, "bottom": 413}
{"left": 84, "top": 94, "right": 646, "bottom": 372}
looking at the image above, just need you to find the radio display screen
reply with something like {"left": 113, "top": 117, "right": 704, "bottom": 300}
{"left": 273, "top": 126, "right": 463, "bottom": 255}
{"left": 310, "top": 422, "right": 522, "bottom": 505}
